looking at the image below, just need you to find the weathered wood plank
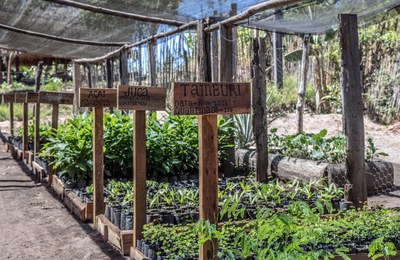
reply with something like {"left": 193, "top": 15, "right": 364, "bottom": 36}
{"left": 199, "top": 115, "right": 219, "bottom": 259}
{"left": 79, "top": 88, "right": 117, "bottom": 107}
{"left": 339, "top": 14, "right": 367, "bottom": 207}
{"left": 171, "top": 82, "right": 251, "bottom": 115}
{"left": 2, "top": 93, "right": 14, "bottom": 103}
{"left": 26, "top": 92, "right": 38, "bottom": 103}
{"left": 22, "top": 102, "right": 28, "bottom": 160}
{"left": 133, "top": 110, "right": 146, "bottom": 248}
{"left": 130, "top": 247, "right": 149, "bottom": 260}
{"left": 51, "top": 174, "right": 66, "bottom": 200}
{"left": 117, "top": 86, "right": 166, "bottom": 111}
{"left": 93, "top": 107, "right": 104, "bottom": 225}
{"left": 252, "top": 37, "right": 268, "bottom": 182}
{"left": 15, "top": 93, "right": 27, "bottom": 103}
{"left": 39, "top": 91, "right": 74, "bottom": 104}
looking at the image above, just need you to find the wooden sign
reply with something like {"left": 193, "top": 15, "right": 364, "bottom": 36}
{"left": 39, "top": 91, "right": 74, "bottom": 104}
{"left": 171, "top": 82, "right": 251, "bottom": 115}
{"left": 79, "top": 88, "right": 117, "bottom": 107}
{"left": 2, "top": 93, "right": 14, "bottom": 103}
{"left": 117, "top": 85, "right": 166, "bottom": 111}
{"left": 26, "top": 92, "right": 39, "bottom": 103}
{"left": 15, "top": 93, "right": 27, "bottom": 103}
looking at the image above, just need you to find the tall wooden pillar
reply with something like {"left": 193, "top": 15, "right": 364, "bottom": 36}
{"left": 273, "top": 9, "right": 283, "bottom": 89}
{"left": 148, "top": 40, "right": 157, "bottom": 86}
{"left": 339, "top": 14, "right": 367, "bottom": 207}
{"left": 219, "top": 3, "right": 237, "bottom": 177}
{"left": 120, "top": 50, "right": 129, "bottom": 85}
{"left": 296, "top": 35, "right": 310, "bottom": 133}
{"left": 73, "top": 62, "right": 82, "bottom": 114}
{"left": 197, "top": 20, "right": 218, "bottom": 260}
{"left": 252, "top": 37, "right": 268, "bottom": 182}
{"left": 93, "top": 106, "right": 104, "bottom": 225}
{"left": 34, "top": 61, "right": 44, "bottom": 161}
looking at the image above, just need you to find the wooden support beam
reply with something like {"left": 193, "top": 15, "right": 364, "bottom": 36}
{"left": 120, "top": 51, "right": 129, "bottom": 85}
{"left": 210, "top": 11, "right": 219, "bottom": 82}
{"left": 7, "top": 52, "right": 13, "bottom": 84}
{"left": 133, "top": 110, "right": 146, "bottom": 248}
{"left": 296, "top": 34, "right": 310, "bottom": 133}
{"left": 0, "top": 22, "right": 129, "bottom": 47}
{"left": 48, "top": 103, "right": 59, "bottom": 185}
{"left": 73, "top": 62, "right": 82, "bottom": 114}
{"left": 22, "top": 102, "right": 28, "bottom": 160}
{"left": 34, "top": 62, "right": 43, "bottom": 161}
{"left": 252, "top": 37, "right": 268, "bottom": 182}
{"left": 205, "top": 0, "right": 306, "bottom": 32}
{"left": 44, "top": 0, "right": 185, "bottom": 27}
{"left": 9, "top": 102, "right": 14, "bottom": 136}
{"left": 148, "top": 40, "right": 156, "bottom": 86}
{"left": 93, "top": 106, "right": 105, "bottom": 225}
{"left": 74, "top": 21, "right": 197, "bottom": 64}
{"left": 197, "top": 19, "right": 218, "bottom": 260}
{"left": 198, "top": 115, "right": 218, "bottom": 259}
{"left": 273, "top": 9, "right": 283, "bottom": 89}
{"left": 219, "top": 4, "right": 237, "bottom": 177}
{"left": 339, "top": 14, "right": 367, "bottom": 207}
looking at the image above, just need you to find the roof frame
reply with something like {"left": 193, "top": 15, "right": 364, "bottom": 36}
{"left": 43, "top": 0, "right": 186, "bottom": 27}
{"left": 0, "top": 22, "right": 130, "bottom": 47}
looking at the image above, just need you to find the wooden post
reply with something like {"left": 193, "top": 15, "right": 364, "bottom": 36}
{"left": 219, "top": 3, "right": 237, "bottom": 177}
{"left": 339, "top": 14, "right": 367, "bottom": 207}
{"left": 273, "top": 9, "right": 283, "bottom": 89}
{"left": 79, "top": 88, "right": 116, "bottom": 225}
{"left": 211, "top": 11, "right": 219, "bottom": 81}
{"left": 148, "top": 40, "right": 156, "bottom": 86}
{"left": 93, "top": 106, "right": 104, "bottom": 225}
{"left": 73, "top": 62, "right": 82, "bottom": 114}
{"left": 252, "top": 37, "right": 268, "bottom": 182}
{"left": 133, "top": 110, "right": 146, "bottom": 248}
{"left": 86, "top": 65, "right": 93, "bottom": 88}
{"left": 22, "top": 102, "right": 28, "bottom": 159}
{"left": 120, "top": 50, "right": 129, "bottom": 85}
{"left": 7, "top": 52, "right": 13, "bottom": 84}
{"left": 296, "top": 34, "right": 310, "bottom": 133}
{"left": 197, "top": 19, "right": 218, "bottom": 260}
{"left": 0, "top": 56, "right": 3, "bottom": 85}
{"left": 9, "top": 102, "right": 14, "bottom": 136}
{"left": 34, "top": 62, "right": 44, "bottom": 161}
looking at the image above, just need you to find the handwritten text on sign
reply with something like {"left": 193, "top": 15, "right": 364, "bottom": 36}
{"left": 172, "top": 82, "right": 251, "bottom": 115}
{"left": 14, "top": 93, "right": 27, "bottom": 103}
{"left": 118, "top": 85, "right": 166, "bottom": 111}
{"left": 39, "top": 91, "right": 74, "bottom": 104}
{"left": 79, "top": 88, "right": 117, "bottom": 107}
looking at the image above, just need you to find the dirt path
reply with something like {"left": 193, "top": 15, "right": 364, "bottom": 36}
{"left": 0, "top": 148, "right": 127, "bottom": 260}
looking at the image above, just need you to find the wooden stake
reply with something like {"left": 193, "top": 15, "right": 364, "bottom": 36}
{"left": 93, "top": 106, "right": 104, "bottom": 225}
{"left": 219, "top": 5, "right": 236, "bottom": 177}
{"left": 34, "top": 103, "right": 40, "bottom": 161}
{"left": 252, "top": 37, "right": 268, "bottom": 182}
{"left": 48, "top": 103, "right": 59, "bottom": 185}
{"left": 73, "top": 62, "right": 82, "bottom": 114}
{"left": 199, "top": 115, "right": 218, "bottom": 260}
{"left": 120, "top": 50, "right": 129, "bottom": 85}
{"left": 9, "top": 102, "right": 14, "bottom": 136}
{"left": 133, "top": 110, "right": 146, "bottom": 248}
{"left": 339, "top": 14, "right": 367, "bottom": 207}
{"left": 22, "top": 102, "right": 28, "bottom": 160}
{"left": 296, "top": 34, "right": 310, "bottom": 133}
{"left": 273, "top": 9, "right": 283, "bottom": 89}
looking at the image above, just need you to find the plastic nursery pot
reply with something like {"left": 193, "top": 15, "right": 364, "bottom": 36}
{"left": 105, "top": 205, "right": 111, "bottom": 220}
{"left": 125, "top": 213, "right": 133, "bottom": 230}
{"left": 120, "top": 211, "right": 126, "bottom": 230}
{"left": 112, "top": 207, "right": 122, "bottom": 229}
{"left": 136, "top": 239, "right": 143, "bottom": 253}
{"left": 146, "top": 214, "right": 161, "bottom": 224}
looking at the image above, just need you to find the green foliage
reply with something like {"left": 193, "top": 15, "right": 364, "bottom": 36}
{"left": 368, "top": 237, "right": 398, "bottom": 260}
{"left": 269, "top": 129, "right": 387, "bottom": 163}
{"left": 146, "top": 115, "right": 234, "bottom": 177}
{"left": 42, "top": 77, "right": 64, "bottom": 91}
{"left": 143, "top": 205, "right": 400, "bottom": 259}
{"left": 267, "top": 76, "right": 316, "bottom": 112}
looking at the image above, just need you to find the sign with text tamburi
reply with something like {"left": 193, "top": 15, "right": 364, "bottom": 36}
{"left": 79, "top": 88, "right": 117, "bottom": 107}
{"left": 39, "top": 91, "right": 74, "bottom": 104}
{"left": 117, "top": 85, "right": 166, "bottom": 111}
{"left": 171, "top": 82, "right": 251, "bottom": 115}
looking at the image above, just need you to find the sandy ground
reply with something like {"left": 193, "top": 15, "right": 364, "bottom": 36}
{"left": 0, "top": 148, "right": 127, "bottom": 260}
